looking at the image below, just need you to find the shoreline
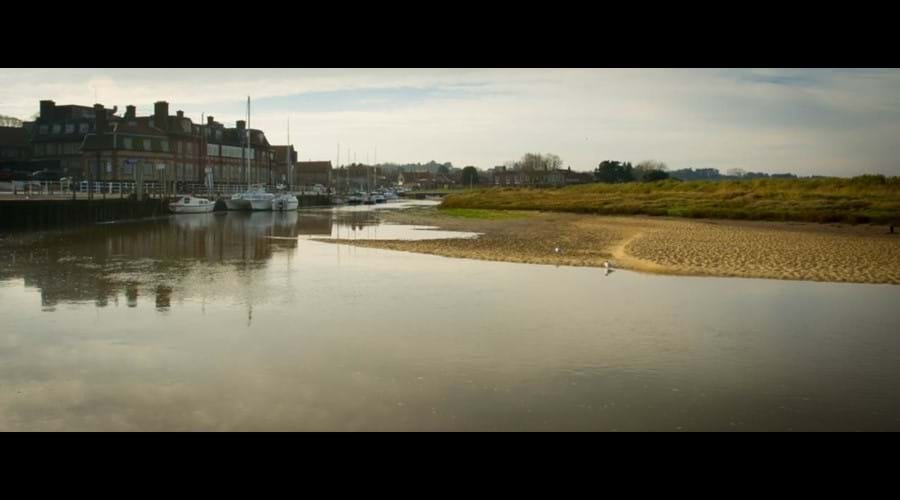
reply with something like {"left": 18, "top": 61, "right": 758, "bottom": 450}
{"left": 322, "top": 206, "right": 900, "bottom": 285}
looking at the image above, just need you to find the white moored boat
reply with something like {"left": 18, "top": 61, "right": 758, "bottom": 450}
{"left": 245, "top": 190, "right": 274, "bottom": 210}
{"left": 224, "top": 193, "right": 251, "bottom": 210}
{"left": 169, "top": 195, "right": 215, "bottom": 214}
{"left": 272, "top": 192, "right": 298, "bottom": 211}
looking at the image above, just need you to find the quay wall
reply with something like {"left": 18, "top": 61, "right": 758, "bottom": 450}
{"left": 0, "top": 198, "right": 171, "bottom": 231}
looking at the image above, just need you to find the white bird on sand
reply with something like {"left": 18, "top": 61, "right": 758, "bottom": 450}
{"left": 554, "top": 246, "right": 560, "bottom": 253}
{"left": 603, "top": 260, "right": 611, "bottom": 269}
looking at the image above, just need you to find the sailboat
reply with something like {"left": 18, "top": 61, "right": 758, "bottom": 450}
{"left": 272, "top": 118, "right": 299, "bottom": 211}
{"left": 229, "top": 96, "right": 273, "bottom": 210}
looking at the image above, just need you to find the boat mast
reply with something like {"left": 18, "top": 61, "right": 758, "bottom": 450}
{"left": 287, "top": 117, "right": 292, "bottom": 193}
{"left": 246, "top": 96, "right": 251, "bottom": 189}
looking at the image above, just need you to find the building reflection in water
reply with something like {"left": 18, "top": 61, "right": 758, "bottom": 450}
{"left": 155, "top": 285, "right": 172, "bottom": 311}
{"left": 0, "top": 208, "right": 382, "bottom": 311}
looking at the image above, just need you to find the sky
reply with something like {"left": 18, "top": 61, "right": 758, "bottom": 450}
{"left": 2, "top": 68, "right": 899, "bottom": 176}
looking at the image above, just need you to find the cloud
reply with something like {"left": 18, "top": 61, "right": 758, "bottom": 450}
{"left": 2, "top": 68, "right": 900, "bottom": 175}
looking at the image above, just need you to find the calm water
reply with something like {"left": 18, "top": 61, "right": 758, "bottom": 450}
{"left": 1, "top": 201, "right": 898, "bottom": 431}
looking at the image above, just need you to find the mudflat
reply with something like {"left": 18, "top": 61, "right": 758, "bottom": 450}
{"left": 325, "top": 206, "right": 900, "bottom": 285}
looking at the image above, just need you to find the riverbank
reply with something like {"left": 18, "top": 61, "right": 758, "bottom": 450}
{"left": 325, "top": 206, "right": 900, "bottom": 284}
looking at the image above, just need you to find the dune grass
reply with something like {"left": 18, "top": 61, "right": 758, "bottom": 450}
{"left": 440, "top": 176, "right": 900, "bottom": 224}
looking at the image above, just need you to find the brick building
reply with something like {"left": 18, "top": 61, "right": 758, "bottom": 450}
{"left": 28, "top": 100, "right": 118, "bottom": 177}
{"left": 294, "top": 161, "right": 332, "bottom": 189}
{"left": 23, "top": 99, "right": 277, "bottom": 190}
{"left": 493, "top": 166, "right": 592, "bottom": 187}
{"left": 270, "top": 145, "right": 298, "bottom": 187}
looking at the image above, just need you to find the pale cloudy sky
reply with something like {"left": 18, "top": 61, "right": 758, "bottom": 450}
{"left": 2, "top": 68, "right": 899, "bottom": 176}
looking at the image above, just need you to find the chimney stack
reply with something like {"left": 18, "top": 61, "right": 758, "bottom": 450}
{"left": 94, "top": 104, "right": 107, "bottom": 135}
{"left": 236, "top": 120, "right": 246, "bottom": 130}
{"left": 154, "top": 101, "right": 169, "bottom": 128}
{"left": 207, "top": 116, "right": 214, "bottom": 125}
{"left": 176, "top": 110, "right": 184, "bottom": 118}
{"left": 40, "top": 100, "right": 55, "bottom": 120}
{"left": 125, "top": 105, "right": 136, "bottom": 119}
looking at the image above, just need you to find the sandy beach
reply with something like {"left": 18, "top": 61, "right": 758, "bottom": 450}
{"left": 325, "top": 206, "right": 900, "bottom": 285}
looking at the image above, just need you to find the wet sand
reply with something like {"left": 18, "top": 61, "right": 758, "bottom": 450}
{"left": 322, "top": 206, "right": 900, "bottom": 285}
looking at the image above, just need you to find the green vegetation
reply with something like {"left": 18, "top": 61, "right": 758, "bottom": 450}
{"left": 437, "top": 208, "right": 532, "bottom": 220}
{"left": 441, "top": 176, "right": 900, "bottom": 224}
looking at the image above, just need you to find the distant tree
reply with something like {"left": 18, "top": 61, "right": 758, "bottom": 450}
{"left": 641, "top": 169, "right": 670, "bottom": 182}
{"left": 544, "top": 153, "right": 563, "bottom": 170}
{"left": 519, "top": 153, "right": 544, "bottom": 171}
{"left": 633, "top": 160, "right": 668, "bottom": 181}
{"left": 438, "top": 164, "right": 450, "bottom": 174}
{"left": 461, "top": 166, "right": 479, "bottom": 187}
{"left": 0, "top": 115, "right": 23, "bottom": 127}
{"left": 594, "top": 161, "right": 634, "bottom": 183}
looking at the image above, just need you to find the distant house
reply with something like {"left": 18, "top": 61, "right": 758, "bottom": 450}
{"left": 493, "top": 166, "right": 591, "bottom": 187}
{"left": 271, "top": 145, "right": 298, "bottom": 186}
{"left": 294, "top": 161, "right": 332, "bottom": 188}
{"left": 398, "top": 170, "right": 436, "bottom": 189}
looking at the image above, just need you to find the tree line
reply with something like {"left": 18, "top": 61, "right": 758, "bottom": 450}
{"left": 593, "top": 160, "right": 670, "bottom": 183}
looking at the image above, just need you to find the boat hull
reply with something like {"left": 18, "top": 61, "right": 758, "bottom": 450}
{"left": 249, "top": 199, "right": 273, "bottom": 211}
{"left": 272, "top": 197, "right": 299, "bottom": 211}
{"left": 224, "top": 198, "right": 251, "bottom": 210}
{"left": 169, "top": 204, "right": 215, "bottom": 214}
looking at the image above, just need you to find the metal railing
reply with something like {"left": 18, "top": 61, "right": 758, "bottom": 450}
{"left": 2, "top": 180, "right": 341, "bottom": 199}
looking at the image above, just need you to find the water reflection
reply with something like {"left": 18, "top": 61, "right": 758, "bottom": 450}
{"left": 1, "top": 202, "right": 898, "bottom": 431}
{"left": 0, "top": 206, "right": 393, "bottom": 310}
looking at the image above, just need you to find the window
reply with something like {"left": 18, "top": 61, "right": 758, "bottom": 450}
{"left": 123, "top": 137, "right": 132, "bottom": 150}
{"left": 46, "top": 143, "right": 57, "bottom": 155}
{"left": 65, "top": 124, "right": 75, "bottom": 134}
{"left": 79, "top": 123, "right": 89, "bottom": 133}
{"left": 52, "top": 124, "right": 61, "bottom": 134}
{"left": 215, "top": 130, "right": 222, "bottom": 140}
{"left": 161, "top": 140, "right": 169, "bottom": 152}
{"left": 186, "top": 143, "right": 193, "bottom": 155}
{"left": 39, "top": 125, "right": 48, "bottom": 135}
{"left": 122, "top": 159, "right": 134, "bottom": 176}
{"left": 34, "top": 144, "right": 45, "bottom": 156}
{"left": 178, "top": 141, "right": 183, "bottom": 154}
{"left": 144, "top": 163, "right": 153, "bottom": 176}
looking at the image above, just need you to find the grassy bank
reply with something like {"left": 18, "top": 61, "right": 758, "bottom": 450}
{"left": 437, "top": 208, "right": 531, "bottom": 220}
{"left": 440, "top": 176, "right": 900, "bottom": 224}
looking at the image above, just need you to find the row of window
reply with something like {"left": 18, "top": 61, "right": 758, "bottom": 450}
{"left": 111, "top": 162, "right": 268, "bottom": 181}
{"left": 33, "top": 143, "right": 81, "bottom": 156}
{"left": 38, "top": 123, "right": 91, "bottom": 135}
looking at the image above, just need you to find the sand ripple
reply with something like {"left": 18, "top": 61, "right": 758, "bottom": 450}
{"left": 327, "top": 208, "right": 900, "bottom": 285}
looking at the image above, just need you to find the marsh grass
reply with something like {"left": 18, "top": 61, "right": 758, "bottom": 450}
{"left": 437, "top": 208, "right": 532, "bottom": 220}
{"left": 440, "top": 176, "right": 900, "bottom": 224}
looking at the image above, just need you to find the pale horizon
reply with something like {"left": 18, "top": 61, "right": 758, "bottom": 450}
{"left": 2, "top": 68, "right": 899, "bottom": 176}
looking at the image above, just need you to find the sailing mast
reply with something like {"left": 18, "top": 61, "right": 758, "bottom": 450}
{"left": 287, "top": 117, "right": 292, "bottom": 193}
{"left": 246, "top": 96, "right": 251, "bottom": 189}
